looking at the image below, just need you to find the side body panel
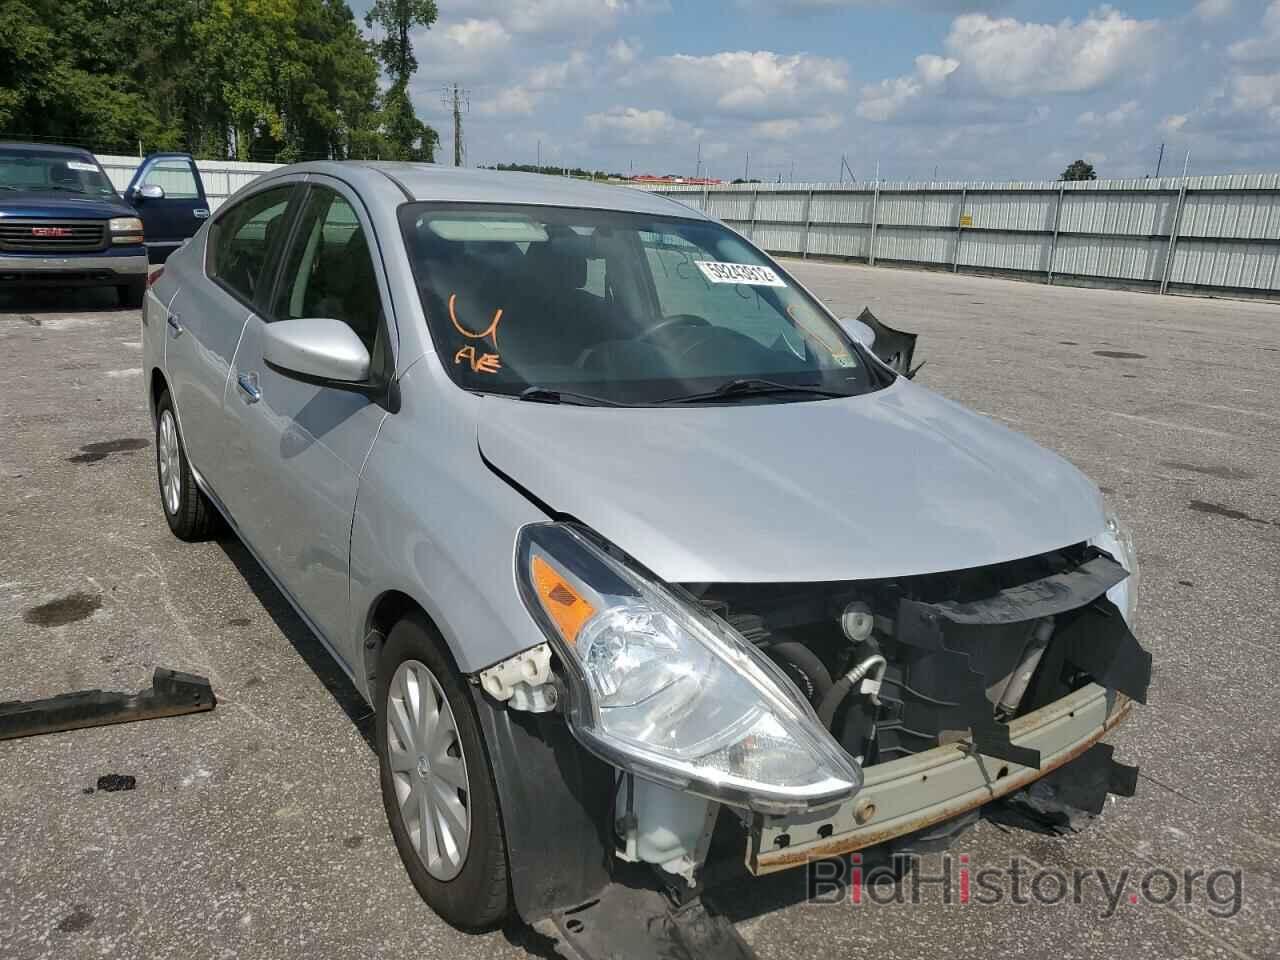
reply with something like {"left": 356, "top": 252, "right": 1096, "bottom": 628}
{"left": 349, "top": 356, "right": 550, "bottom": 686}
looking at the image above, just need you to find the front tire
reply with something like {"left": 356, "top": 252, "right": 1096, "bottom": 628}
{"left": 376, "top": 614, "right": 511, "bottom": 930}
{"left": 154, "top": 390, "right": 218, "bottom": 541}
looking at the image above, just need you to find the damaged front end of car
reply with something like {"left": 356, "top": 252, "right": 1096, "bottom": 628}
{"left": 473, "top": 517, "right": 1150, "bottom": 960}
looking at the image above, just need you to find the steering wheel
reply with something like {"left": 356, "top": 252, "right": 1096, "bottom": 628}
{"left": 637, "top": 313, "right": 710, "bottom": 341}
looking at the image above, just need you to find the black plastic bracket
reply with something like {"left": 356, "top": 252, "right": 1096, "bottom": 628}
{"left": 891, "top": 553, "right": 1151, "bottom": 768}
{"left": 992, "top": 742, "right": 1140, "bottom": 834}
{"left": 0, "top": 668, "right": 216, "bottom": 741}
{"left": 469, "top": 687, "right": 614, "bottom": 923}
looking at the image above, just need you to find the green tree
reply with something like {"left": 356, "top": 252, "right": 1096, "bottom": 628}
{"left": 1060, "top": 159, "right": 1098, "bottom": 181}
{"left": 0, "top": 0, "right": 395, "bottom": 162}
{"left": 364, "top": 0, "right": 439, "bottom": 160}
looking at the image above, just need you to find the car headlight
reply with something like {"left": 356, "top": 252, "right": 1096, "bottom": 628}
{"left": 1090, "top": 509, "right": 1139, "bottom": 627}
{"left": 109, "top": 217, "right": 144, "bottom": 243}
{"left": 516, "top": 523, "right": 862, "bottom": 814}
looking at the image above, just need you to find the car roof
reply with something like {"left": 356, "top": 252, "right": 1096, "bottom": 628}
{"left": 0, "top": 141, "right": 95, "bottom": 157}
{"left": 277, "top": 160, "right": 710, "bottom": 219}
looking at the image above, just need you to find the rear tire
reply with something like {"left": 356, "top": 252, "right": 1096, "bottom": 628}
{"left": 154, "top": 390, "right": 218, "bottom": 541}
{"left": 117, "top": 279, "right": 145, "bottom": 310}
{"left": 376, "top": 613, "right": 511, "bottom": 930}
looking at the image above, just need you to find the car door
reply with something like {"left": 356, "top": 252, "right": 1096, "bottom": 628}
{"left": 169, "top": 182, "right": 297, "bottom": 496}
{"left": 221, "top": 178, "right": 393, "bottom": 660}
{"left": 127, "top": 156, "right": 210, "bottom": 263}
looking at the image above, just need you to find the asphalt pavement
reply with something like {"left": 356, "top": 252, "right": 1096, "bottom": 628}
{"left": 1, "top": 266, "right": 1276, "bottom": 959}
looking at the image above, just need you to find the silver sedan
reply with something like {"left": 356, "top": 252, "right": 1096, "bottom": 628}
{"left": 142, "top": 162, "right": 1148, "bottom": 953}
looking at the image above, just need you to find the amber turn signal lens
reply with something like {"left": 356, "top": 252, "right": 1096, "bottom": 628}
{"left": 531, "top": 555, "right": 595, "bottom": 644}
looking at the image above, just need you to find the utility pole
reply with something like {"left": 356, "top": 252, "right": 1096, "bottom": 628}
{"left": 695, "top": 141, "right": 702, "bottom": 179}
{"left": 537, "top": 138, "right": 541, "bottom": 171}
{"left": 1155, "top": 142, "right": 1165, "bottom": 179}
{"left": 744, "top": 151, "right": 750, "bottom": 181}
{"left": 442, "top": 83, "right": 470, "bottom": 167}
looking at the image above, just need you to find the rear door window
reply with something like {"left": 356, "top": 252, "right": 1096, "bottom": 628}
{"left": 208, "top": 186, "right": 295, "bottom": 304}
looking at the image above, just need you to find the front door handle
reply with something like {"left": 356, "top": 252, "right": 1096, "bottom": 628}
{"left": 166, "top": 313, "right": 183, "bottom": 336}
{"left": 237, "top": 371, "right": 261, "bottom": 404}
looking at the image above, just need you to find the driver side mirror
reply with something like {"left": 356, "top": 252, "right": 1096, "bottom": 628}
{"left": 838, "top": 317, "right": 877, "bottom": 350}
{"left": 135, "top": 183, "right": 165, "bottom": 201}
{"left": 264, "top": 317, "right": 370, "bottom": 385}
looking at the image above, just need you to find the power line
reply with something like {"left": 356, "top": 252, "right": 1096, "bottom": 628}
{"left": 441, "top": 83, "right": 470, "bottom": 167}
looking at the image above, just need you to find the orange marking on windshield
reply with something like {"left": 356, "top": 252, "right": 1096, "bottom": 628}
{"left": 454, "top": 344, "right": 503, "bottom": 374}
{"left": 449, "top": 293, "right": 502, "bottom": 348}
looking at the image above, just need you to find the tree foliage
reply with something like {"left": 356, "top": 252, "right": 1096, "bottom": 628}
{"left": 1060, "top": 159, "right": 1098, "bottom": 181}
{"left": 0, "top": 0, "right": 437, "bottom": 162}
{"left": 364, "top": 0, "right": 438, "bottom": 160}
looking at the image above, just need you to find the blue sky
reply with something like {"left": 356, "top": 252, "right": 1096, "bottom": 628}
{"left": 353, "top": 1, "right": 1280, "bottom": 181}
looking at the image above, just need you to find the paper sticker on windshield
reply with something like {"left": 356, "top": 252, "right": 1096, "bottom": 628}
{"left": 65, "top": 161, "right": 99, "bottom": 172}
{"left": 695, "top": 261, "right": 787, "bottom": 287}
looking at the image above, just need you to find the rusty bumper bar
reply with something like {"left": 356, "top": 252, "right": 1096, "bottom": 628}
{"left": 749, "top": 683, "right": 1130, "bottom": 875}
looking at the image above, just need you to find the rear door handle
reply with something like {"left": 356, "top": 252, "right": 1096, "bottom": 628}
{"left": 194, "top": 208, "right": 210, "bottom": 219}
{"left": 237, "top": 371, "right": 261, "bottom": 404}
{"left": 167, "top": 313, "right": 183, "bottom": 336}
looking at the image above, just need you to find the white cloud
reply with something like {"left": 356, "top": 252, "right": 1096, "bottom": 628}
{"left": 585, "top": 106, "right": 701, "bottom": 145}
{"left": 857, "top": 54, "right": 958, "bottom": 120}
{"left": 1230, "top": 71, "right": 1280, "bottom": 114}
{"left": 448, "top": 0, "right": 648, "bottom": 35}
{"left": 945, "top": 10, "right": 1159, "bottom": 97}
{"left": 443, "top": 17, "right": 511, "bottom": 52}
{"left": 608, "top": 37, "right": 641, "bottom": 64}
{"left": 1228, "top": 1, "right": 1280, "bottom": 63}
{"left": 1077, "top": 99, "right": 1139, "bottom": 129}
{"left": 476, "top": 87, "right": 539, "bottom": 116}
{"left": 773, "top": 0, "right": 997, "bottom": 9}
{"left": 1161, "top": 113, "right": 1189, "bottom": 134}
{"left": 749, "top": 113, "right": 843, "bottom": 140}
{"left": 649, "top": 50, "right": 847, "bottom": 118}
{"left": 1194, "top": 0, "right": 1233, "bottom": 19}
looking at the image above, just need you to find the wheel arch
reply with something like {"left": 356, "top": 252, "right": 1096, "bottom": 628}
{"left": 364, "top": 590, "right": 614, "bottom": 925}
{"left": 362, "top": 589, "right": 454, "bottom": 698}
{"left": 149, "top": 367, "right": 169, "bottom": 424}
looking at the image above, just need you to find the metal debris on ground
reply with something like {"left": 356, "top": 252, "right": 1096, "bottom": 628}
{"left": 0, "top": 668, "right": 216, "bottom": 741}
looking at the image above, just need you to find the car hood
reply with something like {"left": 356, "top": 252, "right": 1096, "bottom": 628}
{"left": 477, "top": 379, "right": 1106, "bottom": 583}
{"left": 0, "top": 193, "right": 134, "bottom": 219}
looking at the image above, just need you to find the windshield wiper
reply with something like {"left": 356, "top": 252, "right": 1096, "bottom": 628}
{"left": 656, "top": 377, "right": 850, "bottom": 404}
{"left": 518, "top": 386, "right": 625, "bottom": 407}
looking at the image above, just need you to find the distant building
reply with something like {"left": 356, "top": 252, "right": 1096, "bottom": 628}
{"left": 628, "top": 174, "right": 723, "bottom": 186}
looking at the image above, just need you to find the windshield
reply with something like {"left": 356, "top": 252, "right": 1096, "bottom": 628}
{"left": 399, "top": 202, "right": 891, "bottom": 405}
{"left": 0, "top": 149, "right": 117, "bottom": 196}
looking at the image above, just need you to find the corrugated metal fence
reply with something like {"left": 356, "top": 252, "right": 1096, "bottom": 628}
{"left": 88, "top": 155, "right": 1280, "bottom": 297}
{"left": 644, "top": 176, "right": 1280, "bottom": 297}
{"left": 97, "top": 154, "right": 281, "bottom": 213}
